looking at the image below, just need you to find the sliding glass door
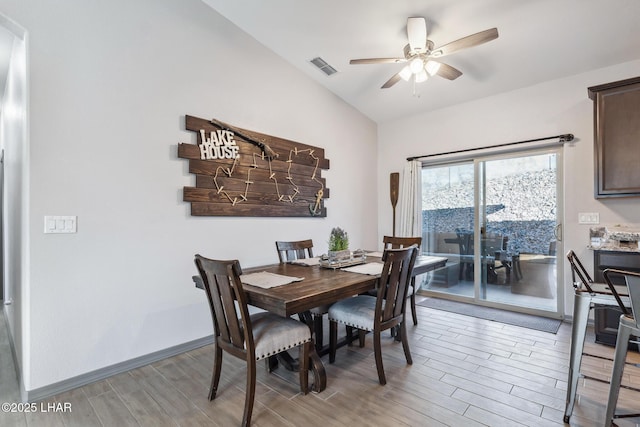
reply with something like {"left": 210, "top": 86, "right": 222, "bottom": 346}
{"left": 420, "top": 149, "right": 562, "bottom": 317}
{"left": 421, "top": 161, "right": 475, "bottom": 298}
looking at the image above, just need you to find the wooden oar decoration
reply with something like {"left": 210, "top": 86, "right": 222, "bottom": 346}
{"left": 210, "top": 118, "right": 279, "bottom": 160}
{"left": 390, "top": 172, "right": 399, "bottom": 237}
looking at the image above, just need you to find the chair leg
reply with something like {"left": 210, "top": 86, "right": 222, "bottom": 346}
{"left": 358, "top": 329, "right": 366, "bottom": 348}
{"left": 410, "top": 279, "right": 418, "bottom": 326}
{"left": 373, "top": 330, "right": 386, "bottom": 385}
{"left": 504, "top": 261, "right": 512, "bottom": 284}
{"left": 329, "top": 320, "right": 338, "bottom": 363}
{"left": 563, "top": 292, "right": 591, "bottom": 422}
{"left": 266, "top": 355, "right": 278, "bottom": 373}
{"left": 242, "top": 358, "right": 257, "bottom": 427}
{"left": 512, "top": 255, "right": 522, "bottom": 280}
{"left": 400, "top": 321, "right": 413, "bottom": 365}
{"left": 299, "top": 342, "right": 310, "bottom": 394}
{"left": 604, "top": 321, "right": 632, "bottom": 427}
{"left": 313, "top": 314, "right": 324, "bottom": 353}
{"left": 345, "top": 325, "right": 353, "bottom": 346}
{"left": 209, "top": 344, "right": 223, "bottom": 401}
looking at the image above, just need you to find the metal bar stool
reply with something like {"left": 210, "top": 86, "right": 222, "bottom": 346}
{"left": 603, "top": 269, "right": 640, "bottom": 427}
{"left": 563, "top": 250, "right": 630, "bottom": 423}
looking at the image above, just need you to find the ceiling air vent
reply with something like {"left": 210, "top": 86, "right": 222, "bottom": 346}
{"left": 310, "top": 57, "right": 337, "bottom": 76}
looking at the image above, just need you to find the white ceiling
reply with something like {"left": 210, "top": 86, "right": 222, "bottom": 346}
{"left": 203, "top": 0, "right": 640, "bottom": 123}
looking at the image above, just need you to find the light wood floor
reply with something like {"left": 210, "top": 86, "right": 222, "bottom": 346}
{"left": 3, "top": 300, "right": 640, "bottom": 426}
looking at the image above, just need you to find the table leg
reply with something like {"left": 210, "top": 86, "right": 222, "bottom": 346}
{"left": 298, "top": 310, "right": 327, "bottom": 392}
{"left": 309, "top": 348, "right": 326, "bottom": 392}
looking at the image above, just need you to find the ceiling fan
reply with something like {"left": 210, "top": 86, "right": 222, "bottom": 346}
{"left": 350, "top": 17, "right": 498, "bottom": 89}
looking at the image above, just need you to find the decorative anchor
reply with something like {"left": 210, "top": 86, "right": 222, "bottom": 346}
{"left": 309, "top": 189, "right": 323, "bottom": 216}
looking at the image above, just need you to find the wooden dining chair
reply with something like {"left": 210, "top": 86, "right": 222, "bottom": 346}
{"left": 275, "top": 239, "right": 330, "bottom": 352}
{"left": 194, "top": 254, "right": 311, "bottom": 427}
{"left": 328, "top": 245, "right": 418, "bottom": 385}
{"left": 563, "top": 250, "right": 630, "bottom": 423}
{"left": 275, "top": 239, "right": 314, "bottom": 263}
{"left": 383, "top": 235, "right": 422, "bottom": 325}
{"left": 603, "top": 268, "right": 640, "bottom": 427}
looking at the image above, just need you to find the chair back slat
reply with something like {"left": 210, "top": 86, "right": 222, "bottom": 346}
{"left": 625, "top": 271, "right": 640, "bottom": 326}
{"left": 276, "top": 240, "right": 314, "bottom": 263}
{"left": 567, "top": 250, "right": 596, "bottom": 293}
{"left": 603, "top": 268, "right": 640, "bottom": 321}
{"left": 483, "top": 233, "right": 506, "bottom": 256}
{"left": 383, "top": 236, "right": 422, "bottom": 250}
{"left": 195, "top": 255, "right": 253, "bottom": 354}
{"left": 219, "top": 273, "right": 245, "bottom": 346}
{"left": 603, "top": 268, "right": 633, "bottom": 316}
{"left": 377, "top": 245, "right": 418, "bottom": 324}
{"left": 211, "top": 274, "right": 233, "bottom": 343}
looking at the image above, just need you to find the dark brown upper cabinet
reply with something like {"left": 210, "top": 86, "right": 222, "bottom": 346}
{"left": 589, "top": 76, "right": 640, "bottom": 198}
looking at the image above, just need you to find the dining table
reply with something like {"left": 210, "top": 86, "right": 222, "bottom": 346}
{"left": 193, "top": 252, "right": 447, "bottom": 392}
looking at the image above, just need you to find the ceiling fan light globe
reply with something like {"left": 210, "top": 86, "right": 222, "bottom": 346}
{"left": 398, "top": 65, "right": 412, "bottom": 81}
{"left": 425, "top": 61, "right": 441, "bottom": 76}
{"left": 415, "top": 69, "right": 429, "bottom": 83}
{"left": 409, "top": 57, "right": 424, "bottom": 74}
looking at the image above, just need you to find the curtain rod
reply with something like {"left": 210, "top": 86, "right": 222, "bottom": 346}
{"left": 406, "top": 133, "right": 574, "bottom": 162}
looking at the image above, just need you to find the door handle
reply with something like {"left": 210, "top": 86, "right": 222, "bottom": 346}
{"left": 554, "top": 224, "right": 562, "bottom": 241}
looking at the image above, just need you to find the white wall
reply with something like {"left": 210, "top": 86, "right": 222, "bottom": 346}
{"left": 0, "top": 0, "right": 377, "bottom": 391}
{"left": 378, "top": 59, "right": 640, "bottom": 317}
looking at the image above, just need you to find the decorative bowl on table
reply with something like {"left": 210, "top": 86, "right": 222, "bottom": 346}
{"left": 328, "top": 249, "right": 351, "bottom": 262}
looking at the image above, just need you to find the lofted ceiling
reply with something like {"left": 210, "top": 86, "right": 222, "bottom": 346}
{"left": 202, "top": 0, "right": 640, "bottom": 123}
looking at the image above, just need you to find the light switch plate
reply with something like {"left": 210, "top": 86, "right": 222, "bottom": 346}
{"left": 44, "top": 216, "right": 77, "bottom": 233}
{"left": 578, "top": 212, "right": 600, "bottom": 224}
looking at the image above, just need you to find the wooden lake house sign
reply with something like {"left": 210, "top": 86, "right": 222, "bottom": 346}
{"left": 178, "top": 115, "right": 329, "bottom": 217}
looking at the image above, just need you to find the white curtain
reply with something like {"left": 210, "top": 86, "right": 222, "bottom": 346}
{"left": 398, "top": 160, "right": 422, "bottom": 238}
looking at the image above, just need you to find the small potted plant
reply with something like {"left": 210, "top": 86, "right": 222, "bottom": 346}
{"left": 328, "top": 227, "right": 350, "bottom": 261}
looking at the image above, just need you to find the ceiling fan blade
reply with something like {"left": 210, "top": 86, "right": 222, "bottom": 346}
{"left": 381, "top": 72, "right": 402, "bottom": 89}
{"left": 433, "top": 62, "right": 463, "bottom": 80}
{"left": 350, "top": 58, "right": 405, "bottom": 65}
{"left": 407, "top": 17, "right": 427, "bottom": 53}
{"left": 430, "top": 27, "right": 498, "bottom": 58}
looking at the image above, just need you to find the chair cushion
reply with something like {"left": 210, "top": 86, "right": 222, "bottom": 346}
{"left": 328, "top": 296, "right": 380, "bottom": 332}
{"left": 250, "top": 312, "right": 311, "bottom": 361}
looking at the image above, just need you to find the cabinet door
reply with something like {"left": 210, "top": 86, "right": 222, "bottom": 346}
{"left": 589, "top": 77, "right": 640, "bottom": 198}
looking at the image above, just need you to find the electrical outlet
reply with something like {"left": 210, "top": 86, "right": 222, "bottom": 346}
{"left": 578, "top": 212, "right": 600, "bottom": 224}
